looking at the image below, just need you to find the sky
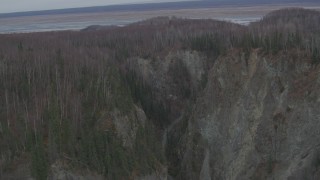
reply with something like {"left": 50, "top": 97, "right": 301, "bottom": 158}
{"left": 0, "top": 0, "right": 188, "bottom": 13}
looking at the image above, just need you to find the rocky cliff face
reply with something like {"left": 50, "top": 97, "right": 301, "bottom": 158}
{"left": 177, "top": 49, "right": 320, "bottom": 179}
{"left": 129, "top": 42, "right": 320, "bottom": 180}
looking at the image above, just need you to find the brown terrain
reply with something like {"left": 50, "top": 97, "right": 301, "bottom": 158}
{"left": 0, "top": 6, "right": 320, "bottom": 180}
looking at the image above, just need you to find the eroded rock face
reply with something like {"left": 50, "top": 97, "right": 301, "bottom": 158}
{"left": 179, "top": 49, "right": 320, "bottom": 180}
{"left": 130, "top": 49, "right": 320, "bottom": 180}
{"left": 127, "top": 51, "right": 206, "bottom": 122}
{"left": 112, "top": 105, "right": 147, "bottom": 148}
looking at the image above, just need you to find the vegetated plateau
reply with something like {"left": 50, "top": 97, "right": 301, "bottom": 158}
{"left": 0, "top": 8, "right": 320, "bottom": 180}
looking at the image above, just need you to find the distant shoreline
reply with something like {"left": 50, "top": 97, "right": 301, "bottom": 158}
{"left": 0, "top": 0, "right": 319, "bottom": 18}
{"left": 0, "top": 3, "right": 319, "bottom": 34}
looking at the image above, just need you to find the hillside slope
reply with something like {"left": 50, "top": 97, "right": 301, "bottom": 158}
{"left": 0, "top": 8, "right": 320, "bottom": 180}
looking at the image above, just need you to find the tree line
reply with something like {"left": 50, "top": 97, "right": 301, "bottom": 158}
{"left": 0, "top": 8, "right": 319, "bottom": 179}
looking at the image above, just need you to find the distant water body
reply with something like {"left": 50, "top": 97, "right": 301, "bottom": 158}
{"left": 0, "top": 18, "right": 135, "bottom": 34}
{"left": 222, "top": 17, "right": 261, "bottom": 25}
{"left": 1, "top": 2, "right": 319, "bottom": 34}
{"left": 0, "top": 15, "right": 260, "bottom": 34}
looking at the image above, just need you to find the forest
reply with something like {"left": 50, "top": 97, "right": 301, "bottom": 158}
{"left": 0, "top": 8, "right": 320, "bottom": 179}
